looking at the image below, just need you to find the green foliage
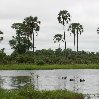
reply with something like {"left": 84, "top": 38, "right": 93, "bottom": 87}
{"left": 23, "top": 16, "right": 41, "bottom": 53}
{"left": 0, "top": 64, "right": 99, "bottom": 70}
{"left": 0, "top": 49, "right": 7, "bottom": 64}
{"left": 36, "top": 59, "right": 45, "bottom": 65}
{"left": 1, "top": 11, "right": 99, "bottom": 68}
{"left": 9, "top": 51, "right": 34, "bottom": 64}
{"left": 53, "top": 34, "right": 64, "bottom": 43}
{"left": 1, "top": 48, "right": 99, "bottom": 65}
{"left": 68, "top": 23, "right": 83, "bottom": 52}
{"left": 53, "top": 34, "right": 64, "bottom": 48}
{"left": 9, "top": 16, "right": 41, "bottom": 54}
{"left": 0, "top": 87, "right": 84, "bottom": 99}
{"left": 9, "top": 36, "right": 32, "bottom": 54}
{"left": 57, "top": 10, "right": 71, "bottom": 25}
{"left": 9, "top": 22, "right": 33, "bottom": 54}
{"left": 57, "top": 10, "right": 71, "bottom": 50}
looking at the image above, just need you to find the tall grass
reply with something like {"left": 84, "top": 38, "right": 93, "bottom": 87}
{"left": 0, "top": 64, "right": 99, "bottom": 70}
{"left": 0, "top": 85, "right": 84, "bottom": 99}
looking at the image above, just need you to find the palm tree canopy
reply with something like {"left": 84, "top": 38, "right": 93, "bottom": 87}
{"left": 23, "top": 16, "right": 41, "bottom": 40}
{"left": 53, "top": 34, "right": 64, "bottom": 43}
{"left": 12, "top": 16, "right": 41, "bottom": 40}
{"left": 68, "top": 23, "right": 83, "bottom": 35}
{"left": 23, "top": 16, "right": 41, "bottom": 34}
{"left": 57, "top": 10, "right": 71, "bottom": 26}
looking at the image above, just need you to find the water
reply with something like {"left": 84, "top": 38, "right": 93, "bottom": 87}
{"left": 0, "top": 69, "right": 99, "bottom": 99}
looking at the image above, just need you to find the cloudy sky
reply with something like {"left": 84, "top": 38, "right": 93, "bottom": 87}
{"left": 0, "top": 0, "right": 99, "bottom": 54}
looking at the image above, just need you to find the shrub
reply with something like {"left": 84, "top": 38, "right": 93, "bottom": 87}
{"left": 35, "top": 59, "right": 45, "bottom": 65}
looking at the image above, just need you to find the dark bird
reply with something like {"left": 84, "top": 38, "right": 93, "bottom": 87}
{"left": 62, "top": 77, "right": 67, "bottom": 79}
{"left": 80, "top": 79, "right": 85, "bottom": 82}
{"left": 70, "top": 79, "right": 75, "bottom": 81}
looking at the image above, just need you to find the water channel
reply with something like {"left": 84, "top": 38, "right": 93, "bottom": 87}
{"left": 0, "top": 69, "right": 99, "bottom": 99}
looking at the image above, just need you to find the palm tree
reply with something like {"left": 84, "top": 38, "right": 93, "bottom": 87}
{"left": 68, "top": 23, "right": 83, "bottom": 52}
{"left": 23, "top": 16, "right": 41, "bottom": 53}
{"left": 0, "top": 30, "right": 3, "bottom": 42}
{"left": 57, "top": 10, "right": 71, "bottom": 50}
{"left": 68, "top": 23, "right": 76, "bottom": 50}
{"left": 53, "top": 34, "right": 64, "bottom": 48}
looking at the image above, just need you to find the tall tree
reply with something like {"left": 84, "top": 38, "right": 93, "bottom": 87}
{"left": 11, "top": 23, "right": 31, "bottom": 50}
{"left": 0, "top": 30, "right": 3, "bottom": 42}
{"left": 9, "top": 35, "right": 32, "bottom": 54}
{"left": 68, "top": 23, "right": 76, "bottom": 50}
{"left": 10, "top": 23, "right": 32, "bottom": 54}
{"left": 68, "top": 23, "right": 83, "bottom": 52}
{"left": 57, "top": 10, "right": 71, "bottom": 50}
{"left": 23, "top": 16, "right": 41, "bottom": 53}
{"left": 53, "top": 34, "right": 64, "bottom": 48}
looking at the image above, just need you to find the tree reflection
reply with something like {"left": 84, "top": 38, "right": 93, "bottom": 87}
{"left": 0, "top": 76, "right": 4, "bottom": 88}
{"left": 10, "top": 76, "right": 32, "bottom": 88}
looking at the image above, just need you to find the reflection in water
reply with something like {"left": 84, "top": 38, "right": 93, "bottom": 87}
{"left": 0, "top": 70, "right": 99, "bottom": 98}
{"left": 11, "top": 76, "right": 31, "bottom": 88}
{"left": 0, "top": 76, "right": 3, "bottom": 88}
{"left": 0, "top": 76, "right": 31, "bottom": 89}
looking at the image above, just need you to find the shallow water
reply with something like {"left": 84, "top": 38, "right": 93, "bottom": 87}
{"left": 0, "top": 69, "right": 99, "bottom": 99}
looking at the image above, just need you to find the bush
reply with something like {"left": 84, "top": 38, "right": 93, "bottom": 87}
{"left": 35, "top": 59, "right": 45, "bottom": 65}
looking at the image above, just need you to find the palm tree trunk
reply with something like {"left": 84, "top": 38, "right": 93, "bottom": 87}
{"left": 63, "top": 18, "right": 66, "bottom": 50}
{"left": 64, "top": 31, "right": 66, "bottom": 50}
{"left": 77, "top": 30, "right": 78, "bottom": 52}
{"left": 59, "top": 43, "right": 60, "bottom": 49}
{"left": 33, "top": 32, "right": 34, "bottom": 53}
{"left": 65, "top": 41, "right": 66, "bottom": 50}
{"left": 28, "top": 37, "right": 29, "bottom": 51}
{"left": 74, "top": 33, "right": 75, "bottom": 50}
{"left": 17, "top": 31, "right": 20, "bottom": 52}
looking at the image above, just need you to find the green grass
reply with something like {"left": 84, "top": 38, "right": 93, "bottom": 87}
{"left": 0, "top": 85, "right": 84, "bottom": 99}
{"left": 0, "top": 64, "right": 99, "bottom": 70}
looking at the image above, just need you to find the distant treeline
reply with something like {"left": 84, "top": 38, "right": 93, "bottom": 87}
{"left": 0, "top": 48, "right": 99, "bottom": 65}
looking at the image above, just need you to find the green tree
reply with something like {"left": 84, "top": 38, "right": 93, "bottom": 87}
{"left": 0, "top": 30, "right": 3, "bottom": 42}
{"left": 11, "top": 23, "right": 31, "bottom": 50}
{"left": 23, "top": 16, "right": 41, "bottom": 53}
{"left": 11, "top": 22, "right": 32, "bottom": 53}
{"left": 68, "top": 23, "right": 83, "bottom": 52}
{"left": 57, "top": 10, "right": 71, "bottom": 50}
{"left": 0, "top": 48, "right": 6, "bottom": 64}
{"left": 9, "top": 33, "right": 32, "bottom": 54}
{"left": 53, "top": 34, "right": 64, "bottom": 48}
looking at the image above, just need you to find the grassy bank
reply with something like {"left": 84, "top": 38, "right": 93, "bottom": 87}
{"left": 0, "top": 86, "right": 84, "bottom": 99}
{"left": 0, "top": 64, "right": 99, "bottom": 70}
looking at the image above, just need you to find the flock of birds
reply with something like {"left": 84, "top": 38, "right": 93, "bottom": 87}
{"left": 62, "top": 76, "right": 85, "bottom": 82}
{"left": 30, "top": 72, "right": 85, "bottom": 82}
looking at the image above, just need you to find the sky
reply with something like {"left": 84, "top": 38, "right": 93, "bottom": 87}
{"left": 0, "top": 0, "right": 99, "bottom": 55}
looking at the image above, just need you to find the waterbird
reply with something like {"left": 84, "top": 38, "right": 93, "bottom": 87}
{"left": 62, "top": 77, "right": 67, "bottom": 79}
{"left": 70, "top": 79, "right": 75, "bottom": 81}
{"left": 80, "top": 79, "right": 85, "bottom": 82}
